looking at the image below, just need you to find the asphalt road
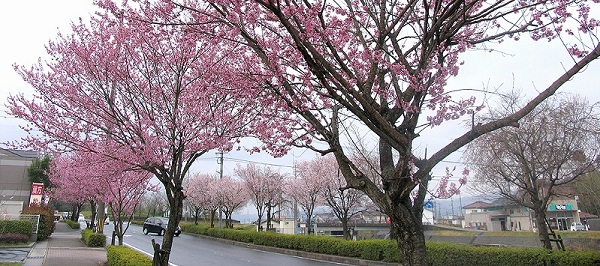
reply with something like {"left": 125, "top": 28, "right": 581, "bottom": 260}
{"left": 103, "top": 223, "right": 348, "bottom": 266}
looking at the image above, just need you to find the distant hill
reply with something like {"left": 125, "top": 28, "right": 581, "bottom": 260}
{"left": 429, "top": 195, "right": 491, "bottom": 218}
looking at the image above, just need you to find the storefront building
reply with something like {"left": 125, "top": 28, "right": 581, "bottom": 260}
{"left": 463, "top": 198, "right": 581, "bottom": 232}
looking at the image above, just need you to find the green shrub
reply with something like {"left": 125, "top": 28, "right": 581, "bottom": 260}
{"left": 426, "top": 242, "right": 544, "bottom": 266}
{"left": 180, "top": 223, "right": 210, "bottom": 235}
{"left": 379, "top": 240, "right": 401, "bottom": 263}
{"left": 81, "top": 228, "right": 106, "bottom": 247}
{"left": 425, "top": 242, "right": 600, "bottom": 266}
{"left": 0, "top": 233, "right": 30, "bottom": 244}
{"left": 22, "top": 203, "right": 55, "bottom": 241}
{"left": 107, "top": 246, "right": 152, "bottom": 266}
{"left": 547, "top": 250, "right": 600, "bottom": 266}
{"left": 358, "top": 239, "right": 385, "bottom": 261}
{"left": 181, "top": 224, "right": 600, "bottom": 265}
{"left": 332, "top": 240, "right": 362, "bottom": 257}
{"left": 64, "top": 219, "right": 80, "bottom": 229}
{"left": 0, "top": 220, "right": 33, "bottom": 237}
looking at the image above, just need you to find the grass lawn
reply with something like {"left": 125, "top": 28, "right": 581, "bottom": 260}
{"left": 431, "top": 229, "right": 600, "bottom": 239}
{"left": 0, "top": 263, "right": 22, "bottom": 266}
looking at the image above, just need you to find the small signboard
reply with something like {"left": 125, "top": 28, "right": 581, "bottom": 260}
{"left": 424, "top": 200, "right": 433, "bottom": 209}
{"left": 29, "top": 183, "right": 44, "bottom": 206}
{"left": 548, "top": 204, "right": 573, "bottom": 211}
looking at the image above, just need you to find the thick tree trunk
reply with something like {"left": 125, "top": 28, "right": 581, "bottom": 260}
{"left": 535, "top": 210, "right": 552, "bottom": 249}
{"left": 306, "top": 213, "right": 313, "bottom": 235}
{"left": 341, "top": 218, "right": 350, "bottom": 240}
{"left": 210, "top": 209, "right": 216, "bottom": 228}
{"left": 374, "top": 138, "right": 429, "bottom": 265}
{"left": 390, "top": 205, "right": 428, "bottom": 266}
{"left": 97, "top": 201, "right": 105, "bottom": 234}
{"left": 255, "top": 206, "right": 264, "bottom": 231}
{"left": 116, "top": 219, "right": 124, "bottom": 246}
{"left": 194, "top": 208, "right": 199, "bottom": 225}
{"left": 70, "top": 205, "right": 77, "bottom": 221}
{"left": 89, "top": 200, "right": 97, "bottom": 230}
{"left": 256, "top": 215, "right": 263, "bottom": 231}
{"left": 152, "top": 189, "right": 184, "bottom": 266}
{"left": 225, "top": 212, "right": 233, "bottom": 228}
{"left": 265, "top": 205, "right": 272, "bottom": 231}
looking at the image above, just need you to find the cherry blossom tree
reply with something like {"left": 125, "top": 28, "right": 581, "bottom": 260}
{"left": 138, "top": 190, "right": 169, "bottom": 219}
{"left": 48, "top": 163, "right": 89, "bottom": 222}
{"left": 288, "top": 157, "right": 330, "bottom": 234}
{"left": 48, "top": 152, "right": 105, "bottom": 227}
{"left": 49, "top": 150, "right": 153, "bottom": 245}
{"left": 316, "top": 155, "right": 370, "bottom": 240}
{"left": 184, "top": 173, "right": 220, "bottom": 226}
{"left": 151, "top": 0, "right": 600, "bottom": 263}
{"left": 235, "top": 163, "right": 285, "bottom": 231}
{"left": 215, "top": 177, "right": 248, "bottom": 228}
{"left": 8, "top": 5, "right": 295, "bottom": 265}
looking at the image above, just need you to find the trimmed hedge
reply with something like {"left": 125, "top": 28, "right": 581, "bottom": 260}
{"left": 65, "top": 219, "right": 80, "bottom": 229}
{"left": 427, "top": 242, "right": 600, "bottom": 266}
{"left": 0, "top": 233, "right": 30, "bottom": 244}
{"left": 81, "top": 229, "right": 106, "bottom": 247}
{"left": 180, "top": 223, "right": 600, "bottom": 265}
{"left": 107, "top": 246, "right": 152, "bottom": 266}
{"left": 0, "top": 220, "right": 33, "bottom": 237}
{"left": 182, "top": 224, "right": 403, "bottom": 262}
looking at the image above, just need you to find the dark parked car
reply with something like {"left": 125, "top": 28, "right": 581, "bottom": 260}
{"left": 143, "top": 217, "right": 181, "bottom": 236}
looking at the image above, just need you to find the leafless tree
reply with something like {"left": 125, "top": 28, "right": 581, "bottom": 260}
{"left": 465, "top": 95, "right": 600, "bottom": 249}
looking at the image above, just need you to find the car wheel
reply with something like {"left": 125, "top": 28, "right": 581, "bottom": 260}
{"left": 143, "top": 228, "right": 149, "bottom": 235}
{"left": 175, "top": 232, "right": 180, "bottom": 237}
{"left": 160, "top": 229, "right": 165, "bottom": 236}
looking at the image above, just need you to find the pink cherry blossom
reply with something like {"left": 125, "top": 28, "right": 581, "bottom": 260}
{"left": 235, "top": 163, "right": 285, "bottom": 231}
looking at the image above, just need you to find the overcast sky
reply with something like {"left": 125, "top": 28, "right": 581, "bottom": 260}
{"left": 1, "top": 1, "right": 599, "bottom": 196}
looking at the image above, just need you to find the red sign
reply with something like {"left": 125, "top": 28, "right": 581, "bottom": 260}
{"left": 29, "top": 183, "right": 44, "bottom": 206}
{"left": 31, "top": 183, "right": 44, "bottom": 195}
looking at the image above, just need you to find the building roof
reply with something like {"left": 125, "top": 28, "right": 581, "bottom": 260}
{"left": 579, "top": 211, "right": 599, "bottom": 218}
{"left": 462, "top": 201, "right": 494, "bottom": 209}
{"left": 0, "top": 148, "right": 39, "bottom": 158}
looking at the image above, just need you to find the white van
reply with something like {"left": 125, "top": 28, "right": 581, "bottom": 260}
{"left": 570, "top": 222, "right": 587, "bottom": 231}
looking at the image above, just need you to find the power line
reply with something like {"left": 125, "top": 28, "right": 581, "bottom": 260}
{"left": 222, "top": 156, "right": 294, "bottom": 168}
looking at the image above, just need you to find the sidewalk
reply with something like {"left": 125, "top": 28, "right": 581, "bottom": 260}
{"left": 23, "top": 222, "right": 107, "bottom": 266}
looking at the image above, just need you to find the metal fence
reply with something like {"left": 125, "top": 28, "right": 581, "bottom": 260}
{"left": 0, "top": 214, "right": 41, "bottom": 234}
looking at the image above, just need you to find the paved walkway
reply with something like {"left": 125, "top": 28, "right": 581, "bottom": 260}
{"left": 21, "top": 222, "right": 107, "bottom": 266}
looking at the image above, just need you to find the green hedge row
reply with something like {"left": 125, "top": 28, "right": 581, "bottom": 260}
{"left": 180, "top": 223, "right": 600, "bottom": 265}
{"left": 0, "top": 220, "right": 33, "bottom": 237}
{"left": 428, "top": 242, "right": 600, "bottom": 266}
{"left": 81, "top": 229, "right": 106, "bottom": 247}
{"left": 0, "top": 233, "right": 30, "bottom": 244}
{"left": 180, "top": 223, "right": 401, "bottom": 262}
{"left": 65, "top": 220, "right": 80, "bottom": 229}
{"left": 107, "top": 246, "right": 152, "bottom": 266}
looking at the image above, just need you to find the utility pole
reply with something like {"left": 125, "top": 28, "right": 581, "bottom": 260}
{"left": 217, "top": 151, "right": 224, "bottom": 229}
{"left": 451, "top": 197, "right": 455, "bottom": 217}
{"left": 293, "top": 157, "right": 298, "bottom": 234}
